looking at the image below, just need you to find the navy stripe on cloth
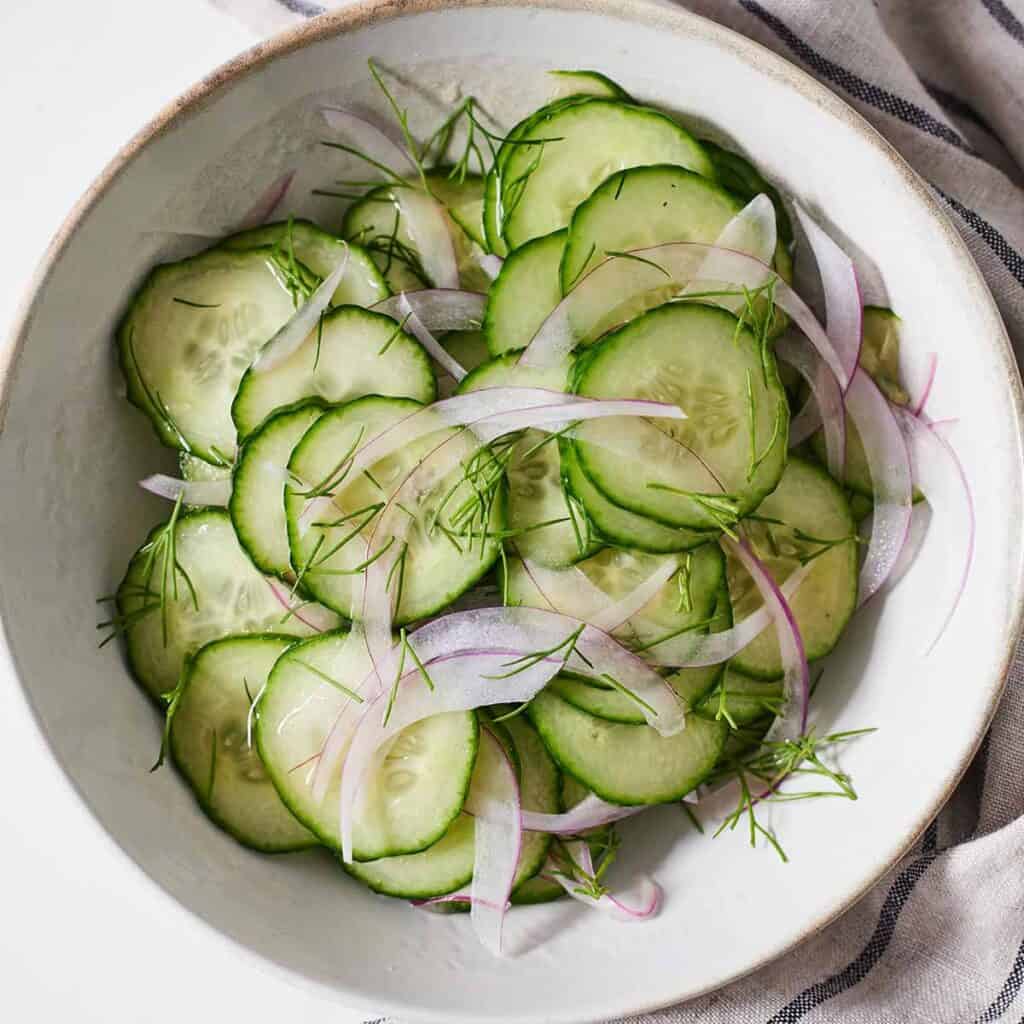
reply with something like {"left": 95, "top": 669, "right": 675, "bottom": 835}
{"left": 765, "top": 821, "right": 940, "bottom": 1024}
{"left": 737, "top": 0, "right": 977, "bottom": 155}
{"left": 982, "top": 0, "right": 1024, "bottom": 44}
{"left": 923, "top": 81, "right": 1004, "bottom": 144}
{"left": 933, "top": 186, "right": 1024, "bottom": 289}
{"left": 974, "top": 936, "right": 1024, "bottom": 1021}
{"left": 277, "top": 0, "right": 325, "bottom": 16}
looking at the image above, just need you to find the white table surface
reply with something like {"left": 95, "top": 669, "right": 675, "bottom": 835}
{"left": 0, "top": 2, "right": 365, "bottom": 1020}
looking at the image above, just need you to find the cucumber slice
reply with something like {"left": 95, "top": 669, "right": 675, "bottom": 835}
{"left": 483, "top": 230, "right": 566, "bottom": 356}
{"left": 502, "top": 543, "right": 724, "bottom": 650}
{"left": 346, "top": 714, "right": 557, "bottom": 898}
{"left": 573, "top": 302, "right": 789, "bottom": 529}
{"left": 116, "top": 509, "right": 341, "bottom": 701}
{"left": 483, "top": 97, "right": 587, "bottom": 256}
{"left": 848, "top": 491, "right": 873, "bottom": 523}
{"left": 560, "top": 164, "right": 747, "bottom": 294}
{"left": 229, "top": 403, "right": 324, "bottom": 580}
{"left": 168, "top": 635, "right": 315, "bottom": 852}
{"left": 285, "top": 396, "right": 504, "bottom": 623}
{"left": 180, "top": 451, "right": 232, "bottom": 483}
{"left": 696, "top": 665, "right": 783, "bottom": 727}
{"left": 118, "top": 247, "right": 297, "bottom": 461}
{"left": 811, "top": 307, "right": 909, "bottom": 498}
{"left": 511, "top": 875, "right": 564, "bottom": 905}
{"left": 547, "top": 69, "right": 632, "bottom": 102}
{"left": 457, "top": 354, "right": 592, "bottom": 568}
{"left": 341, "top": 187, "right": 429, "bottom": 292}
{"left": 561, "top": 440, "right": 713, "bottom": 553}
{"left": 498, "top": 98, "right": 714, "bottom": 250}
{"left": 256, "top": 630, "right": 478, "bottom": 860}
{"left": 729, "top": 456, "right": 857, "bottom": 679}
{"left": 341, "top": 182, "right": 488, "bottom": 291}
{"left": 701, "top": 141, "right": 794, "bottom": 248}
{"left": 221, "top": 220, "right": 389, "bottom": 307}
{"left": 231, "top": 305, "right": 435, "bottom": 442}
{"left": 440, "top": 331, "right": 490, "bottom": 375}
{"left": 527, "top": 690, "right": 726, "bottom": 805}
{"left": 426, "top": 171, "right": 486, "bottom": 248}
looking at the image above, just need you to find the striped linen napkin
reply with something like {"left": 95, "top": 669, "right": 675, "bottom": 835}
{"left": 213, "top": 1, "right": 1024, "bottom": 1020}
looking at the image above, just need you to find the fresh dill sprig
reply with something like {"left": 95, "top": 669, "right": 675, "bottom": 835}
{"left": 378, "top": 312, "right": 412, "bottom": 355}
{"left": 385, "top": 541, "right": 410, "bottom": 617}
{"left": 606, "top": 250, "right": 672, "bottom": 279}
{"left": 646, "top": 483, "right": 742, "bottom": 537}
{"left": 125, "top": 328, "right": 194, "bottom": 454}
{"left": 383, "top": 626, "right": 408, "bottom": 728}
{"left": 367, "top": 59, "right": 428, "bottom": 190}
{"left": 563, "top": 243, "right": 596, "bottom": 292}
{"left": 296, "top": 425, "right": 366, "bottom": 499}
{"left": 172, "top": 297, "right": 221, "bottom": 309}
{"left": 712, "top": 726, "right": 876, "bottom": 862}
{"left": 294, "top": 659, "right": 364, "bottom": 702}
{"left": 483, "top": 623, "right": 590, "bottom": 681}
{"left": 549, "top": 831, "right": 621, "bottom": 901}
{"left": 745, "top": 370, "right": 786, "bottom": 481}
{"left": 676, "top": 553, "right": 693, "bottom": 614}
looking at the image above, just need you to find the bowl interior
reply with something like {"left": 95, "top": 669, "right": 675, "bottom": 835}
{"left": 1, "top": 3, "right": 1021, "bottom": 1022}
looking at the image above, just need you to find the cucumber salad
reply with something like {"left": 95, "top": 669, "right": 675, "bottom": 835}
{"left": 101, "top": 65, "right": 974, "bottom": 954}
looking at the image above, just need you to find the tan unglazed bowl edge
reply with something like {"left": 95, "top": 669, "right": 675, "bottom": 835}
{"left": 2, "top": 0, "right": 1023, "bottom": 1016}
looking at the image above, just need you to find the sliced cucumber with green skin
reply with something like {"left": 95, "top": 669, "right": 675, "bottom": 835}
{"left": 229, "top": 403, "right": 324, "bottom": 580}
{"left": 116, "top": 509, "right": 342, "bottom": 701}
{"left": 341, "top": 187, "right": 428, "bottom": 292}
{"left": 232, "top": 305, "right": 436, "bottom": 442}
{"left": 729, "top": 456, "right": 857, "bottom": 679}
{"left": 549, "top": 584, "right": 731, "bottom": 724}
{"left": 168, "top": 635, "right": 315, "bottom": 852}
{"left": 118, "top": 247, "right": 297, "bottom": 461}
{"left": 256, "top": 630, "right": 478, "bottom": 861}
{"left": 483, "top": 230, "right": 566, "bottom": 356}
{"left": 696, "top": 665, "right": 784, "bottom": 727}
{"left": 221, "top": 220, "right": 389, "bottom": 307}
{"left": 457, "top": 354, "right": 591, "bottom": 568}
{"left": 180, "top": 451, "right": 232, "bottom": 483}
{"left": 427, "top": 171, "right": 486, "bottom": 248}
{"left": 441, "top": 331, "right": 491, "bottom": 375}
{"left": 498, "top": 98, "right": 714, "bottom": 250}
{"left": 285, "top": 396, "right": 504, "bottom": 624}
{"left": 848, "top": 491, "right": 873, "bottom": 522}
{"left": 527, "top": 689, "right": 726, "bottom": 805}
{"left": 560, "top": 164, "right": 748, "bottom": 294}
{"left": 573, "top": 302, "right": 789, "bottom": 529}
{"left": 483, "top": 97, "right": 588, "bottom": 256}
{"left": 701, "top": 141, "right": 794, "bottom": 248}
{"left": 346, "top": 713, "right": 558, "bottom": 898}
{"left": 811, "top": 307, "right": 909, "bottom": 498}
{"left": 510, "top": 875, "right": 564, "bottom": 905}
{"left": 547, "top": 69, "right": 633, "bottom": 102}
{"left": 561, "top": 440, "right": 713, "bottom": 553}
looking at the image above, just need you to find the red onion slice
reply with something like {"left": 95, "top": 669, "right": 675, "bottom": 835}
{"left": 393, "top": 187, "right": 460, "bottom": 290}
{"left": 845, "top": 369, "right": 913, "bottom": 605}
{"left": 517, "top": 558, "right": 610, "bottom": 622}
{"left": 777, "top": 332, "right": 846, "bottom": 477}
{"left": 792, "top": 205, "right": 862, "bottom": 390}
{"left": 681, "top": 194, "right": 777, "bottom": 311}
{"left": 543, "top": 841, "right": 661, "bottom": 922}
{"left": 463, "top": 728, "right": 522, "bottom": 956}
{"left": 590, "top": 558, "right": 680, "bottom": 634}
{"left": 893, "top": 409, "right": 974, "bottom": 652}
{"left": 476, "top": 252, "right": 504, "bottom": 281}
{"left": 296, "top": 390, "right": 683, "bottom": 531}
{"left": 521, "top": 793, "right": 643, "bottom": 835}
{"left": 235, "top": 170, "right": 296, "bottom": 232}
{"left": 264, "top": 577, "right": 336, "bottom": 633}
{"left": 370, "top": 290, "right": 488, "bottom": 382}
{"left": 320, "top": 106, "right": 417, "bottom": 176}
{"left": 640, "top": 562, "right": 812, "bottom": 668}
{"left": 252, "top": 246, "right": 350, "bottom": 373}
{"left": 519, "top": 243, "right": 846, "bottom": 387}
{"left": 909, "top": 353, "right": 939, "bottom": 418}
{"left": 139, "top": 474, "right": 231, "bottom": 508}
{"left": 722, "top": 537, "right": 810, "bottom": 741}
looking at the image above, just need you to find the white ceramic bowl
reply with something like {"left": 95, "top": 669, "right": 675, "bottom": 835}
{"left": 2, "top": 2, "right": 1022, "bottom": 1021}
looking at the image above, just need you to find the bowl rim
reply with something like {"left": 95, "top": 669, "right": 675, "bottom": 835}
{"left": 1, "top": 0, "right": 1022, "bottom": 1020}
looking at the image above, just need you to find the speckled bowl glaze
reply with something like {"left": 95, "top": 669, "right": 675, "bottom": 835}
{"left": 1, "top": 2, "right": 1022, "bottom": 1021}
